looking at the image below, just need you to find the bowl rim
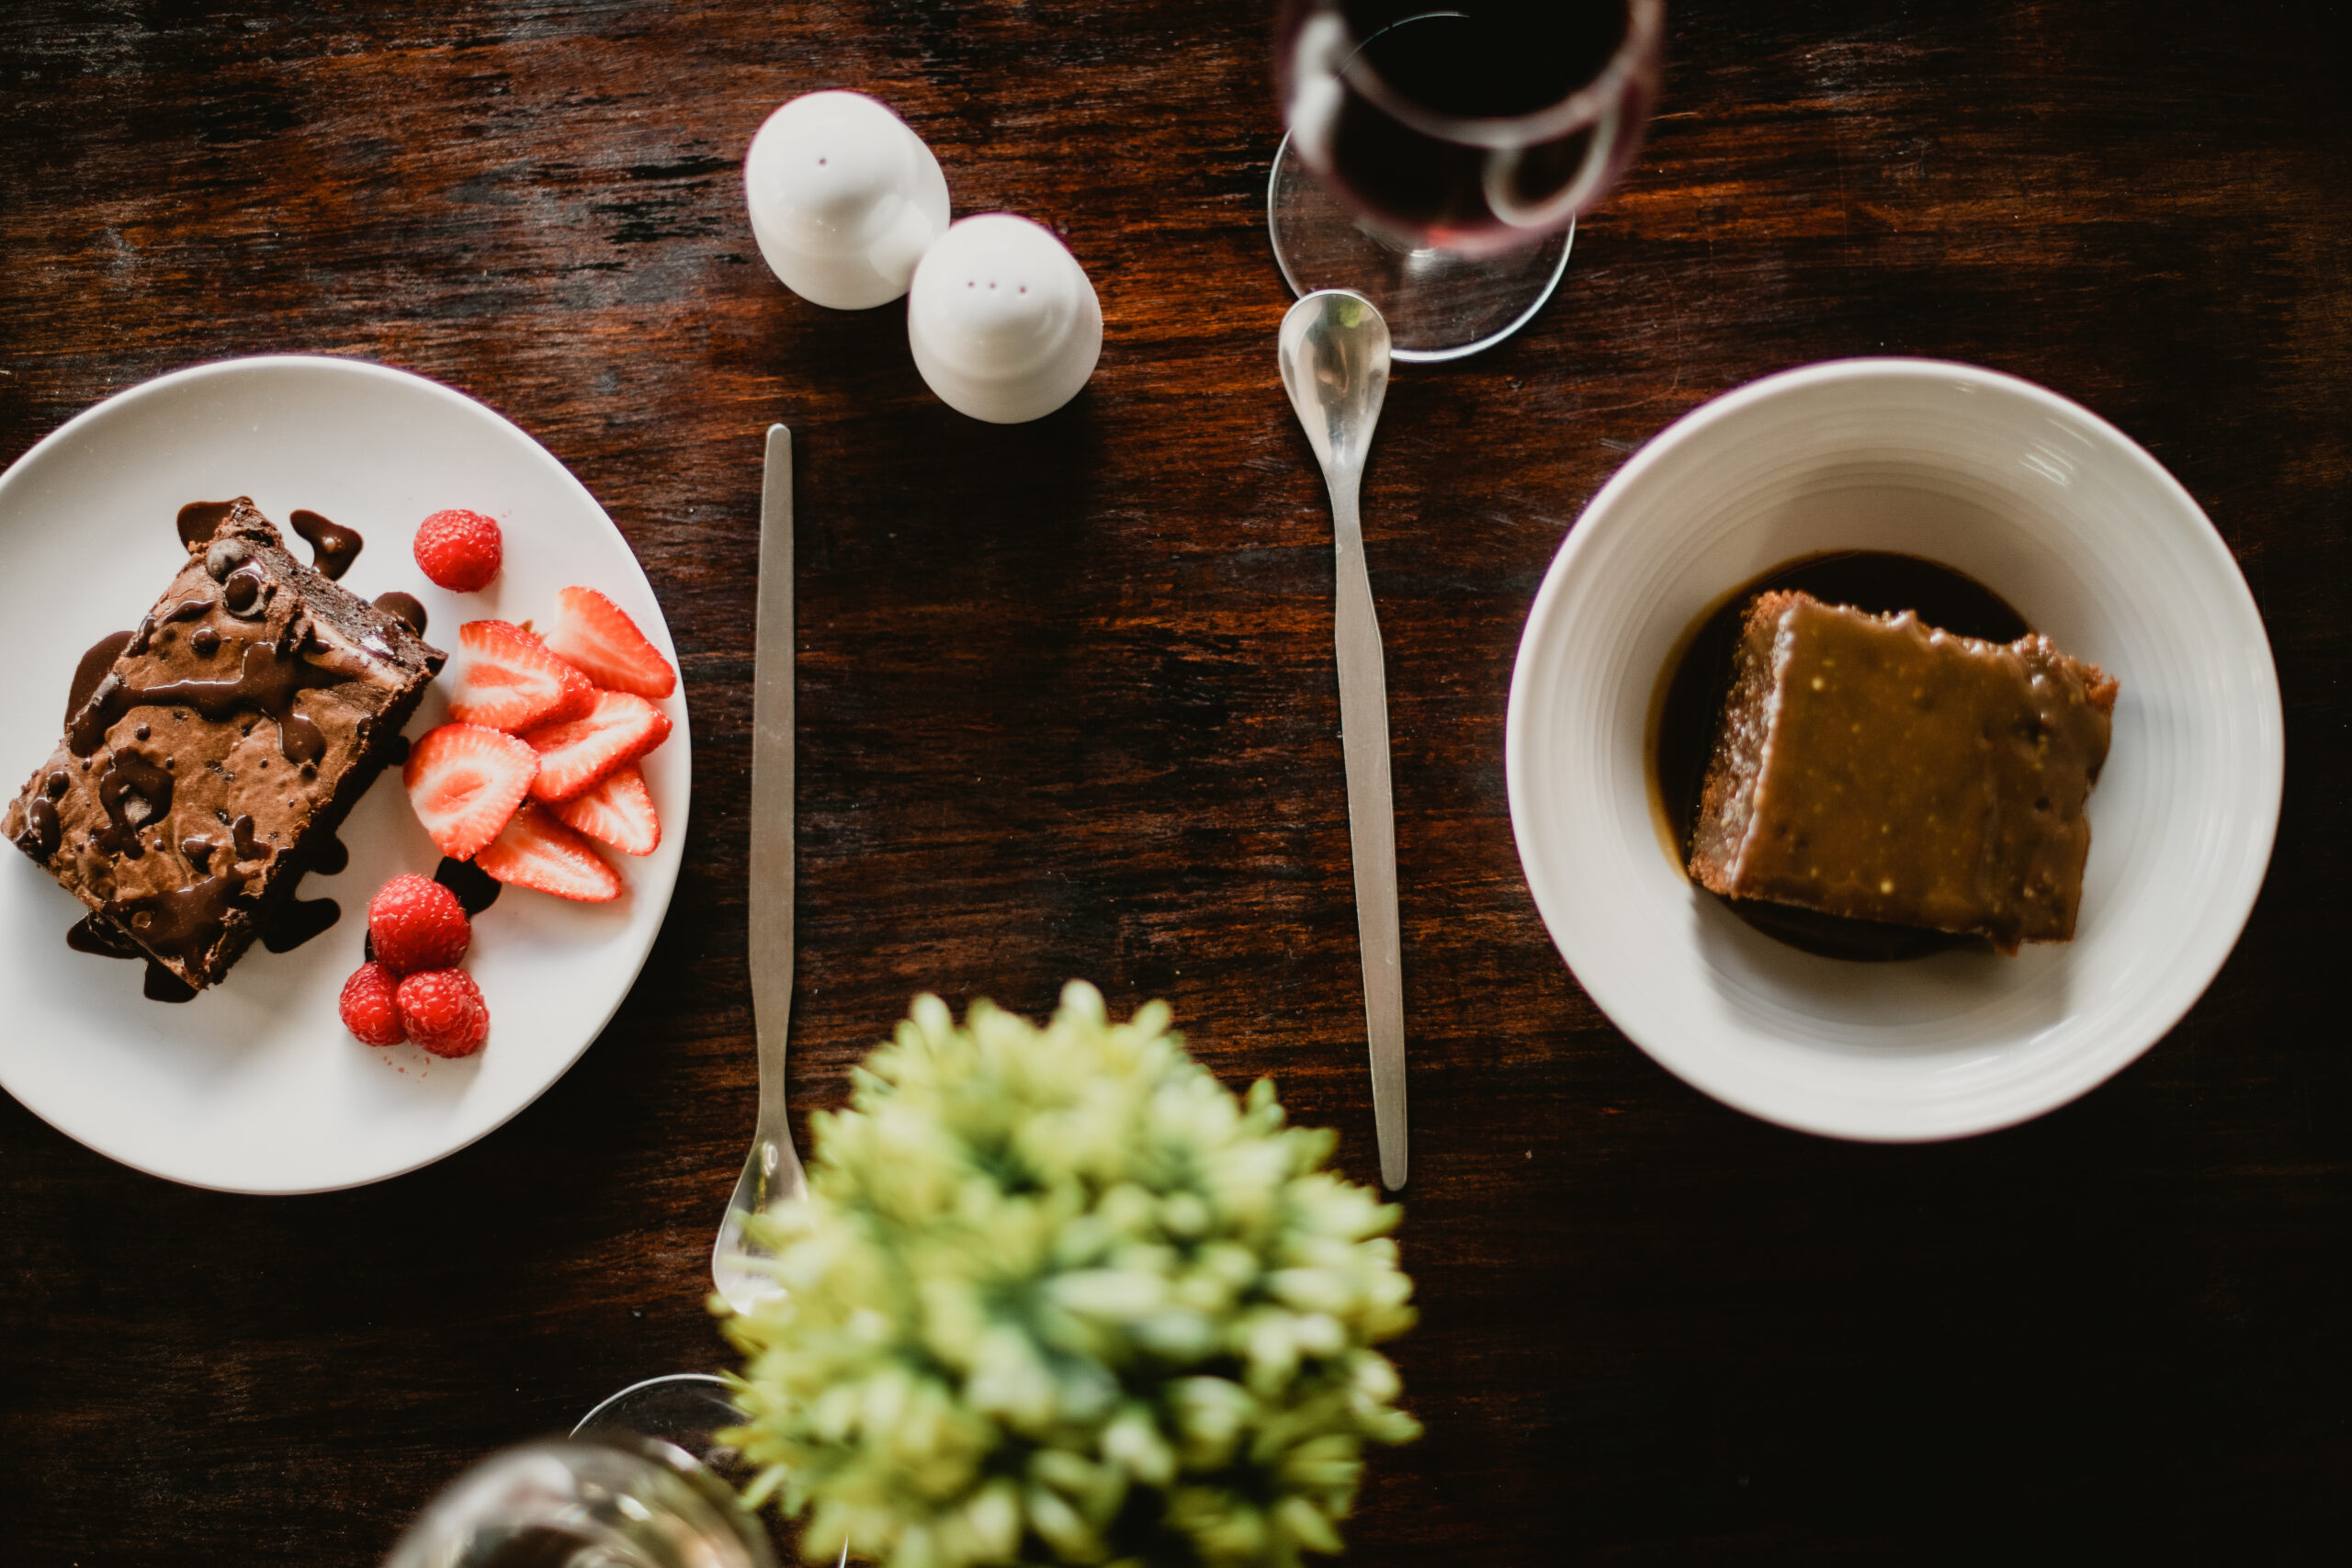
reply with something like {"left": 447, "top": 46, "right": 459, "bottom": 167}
{"left": 1504, "top": 355, "right": 2284, "bottom": 1140}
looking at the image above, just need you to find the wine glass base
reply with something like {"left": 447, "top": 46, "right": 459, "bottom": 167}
{"left": 574, "top": 1375, "right": 850, "bottom": 1567}
{"left": 1267, "top": 130, "right": 1571, "bottom": 364}
{"left": 574, "top": 1372, "right": 757, "bottom": 1491}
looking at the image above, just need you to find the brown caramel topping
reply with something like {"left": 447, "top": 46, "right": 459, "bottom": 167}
{"left": 1689, "top": 591, "right": 2118, "bottom": 952}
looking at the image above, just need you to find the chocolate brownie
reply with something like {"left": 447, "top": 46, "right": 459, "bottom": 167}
{"left": 1688, "top": 590, "right": 2118, "bottom": 952}
{"left": 3, "top": 499, "right": 445, "bottom": 990}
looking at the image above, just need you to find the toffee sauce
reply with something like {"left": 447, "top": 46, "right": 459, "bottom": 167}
{"left": 1650, "top": 551, "right": 2030, "bottom": 962}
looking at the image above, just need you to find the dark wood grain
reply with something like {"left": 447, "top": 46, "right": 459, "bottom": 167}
{"left": 3, "top": 1, "right": 2346, "bottom": 1561}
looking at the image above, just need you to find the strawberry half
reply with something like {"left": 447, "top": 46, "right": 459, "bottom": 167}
{"left": 549, "top": 761, "right": 661, "bottom": 856}
{"left": 521, "top": 689, "right": 672, "bottom": 803}
{"left": 538, "top": 586, "right": 677, "bottom": 699}
{"left": 447, "top": 620, "right": 594, "bottom": 733}
{"left": 403, "top": 724, "right": 539, "bottom": 860}
{"left": 474, "top": 801, "right": 622, "bottom": 902}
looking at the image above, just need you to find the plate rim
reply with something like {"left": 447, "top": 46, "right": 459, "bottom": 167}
{"left": 1504, "top": 355, "right": 2285, "bottom": 1141}
{"left": 0, "top": 353, "right": 693, "bottom": 1192}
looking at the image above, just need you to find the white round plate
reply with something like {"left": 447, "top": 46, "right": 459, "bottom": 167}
{"left": 1506, "top": 359, "right": 2281, "bottom": 1141}
{"left": 0, "top": 356, "right": 691, "bottom": 1191}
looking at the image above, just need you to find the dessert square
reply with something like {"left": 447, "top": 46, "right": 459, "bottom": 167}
{"left": 3, "top": 499, "right": 446, "bottom": 990}
{"left": 1688, "top": 590, "right": 2118, "bottom": 951}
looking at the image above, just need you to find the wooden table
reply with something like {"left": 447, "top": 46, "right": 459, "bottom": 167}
{"left": 3, "top": 2, "right": 2345, "bottom": 1560}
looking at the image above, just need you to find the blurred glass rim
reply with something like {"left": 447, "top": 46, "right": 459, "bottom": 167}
{"left": 1296, "top": 0, "right": 1665, "bottom": 149}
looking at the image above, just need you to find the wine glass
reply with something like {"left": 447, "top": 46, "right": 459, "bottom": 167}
{"left": 380, "top": 1429, "right": 774, "bottom": 1568}
{"left": 1270, "top": 0, "right": 1664, "bottom": 361}
{"left": 382, "top": 1375, "right": 852, "bottom": 1568}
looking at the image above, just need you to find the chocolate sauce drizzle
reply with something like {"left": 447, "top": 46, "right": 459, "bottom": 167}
{"left": 103, "top": 871, "right": 248, "bottom": 969}
{"left": 308, "top": 830, "right": 350, "bottom": 876}
{"left": 72, "top": 637, "right": 345, "bottom": 765}
{"left": 143, "top": 964, "right": 198, "bottom": 1002}
{"left": 129, "top": 593, "right": 214, "bottom": 657}
{"left": 66, "top": 913, "right": 145, "bottom": 959}
{"left": 24, "top": 798, "right": 62, "bottom": 858}
{"left": 68, "top": 632, "right": 134, "bottom": 727}
{"left": 62, "top": 818, "right": 346, "bottom": 986}
{"left": 262, "top": 894, "right": 341, "bottom": 953}
{"left": 435, "top": 856, "right": 502, "bottom": 916}
{"left": 94, "top": 750, "right": 174, "bottom": 858}
{"left": 290, "top": 509, "right": 364, "bottom": 581}
{"left": 63, "top": 914, "right": 197, "bottom": 1002}
{"left": 175, "top": 500, "right": 238, "bottom": 550}
{"left": 374, "top": 591, "right": 427, "bottom": 637}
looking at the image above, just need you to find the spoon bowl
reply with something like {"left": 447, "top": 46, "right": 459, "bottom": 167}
{"left": 1279, "top": 288, "right": 1391, "bottom": 487}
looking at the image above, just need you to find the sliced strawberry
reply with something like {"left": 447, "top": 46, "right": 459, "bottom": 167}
{"left": 549, "top": 761, "right": 661, "bottom": 856}
{"left": 538, "top": 586, "right": 677, "bottom": 699}
{"left": 447, "top": 621, "right": 594, "bottom": 733}
{"left": 403, "top": 724, "right": 539, "bottom": 861}
{"left": 473, "top": 801, "right": 622, "bottom": 902}
{"left": 521, "top": 688, "right": 672, "bottom": 803}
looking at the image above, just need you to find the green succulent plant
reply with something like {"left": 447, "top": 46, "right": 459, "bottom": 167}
{"left": 718, "top": 982, "right": 1419, "bottom": 1568}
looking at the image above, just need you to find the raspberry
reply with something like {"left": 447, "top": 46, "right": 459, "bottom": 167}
{"left": 395, "top": 968, "right": 491, "bottom": 1058}
{"left": 367, "top": 873, "right": 471, "bottom": 975}
{"left": 413, "top": 508, "right": 503, "bottom": 592}
{"left": 339, "top": 962, "right": 407, "bottom": 1046}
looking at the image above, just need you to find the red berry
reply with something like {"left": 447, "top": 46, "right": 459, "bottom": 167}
{"left": 339, "top": 962, "right": 407, "bottom": 1046}
{"left": 395, "top": 968, "right": 491, "bottom": 1058}
{"left": 404, "top": 723, "right": 539, "bottom": 860}
{"left": 367, "top": 873, "right": 472, "bottom": 975}
{"left": 474, "top": 800, "right": 624, "bottom": 902}
{"left": 538, "top": 586, "right": 677, "bottom": 699}
{"left": 413, "top": 508, "right": 503, "bottom": 592}
{"left": 448, "top": 620, "right": 595, "bottom": 733}
{"left": 550, "top": 761, "right": 661, "bottom": 856}
{"left": 521, "top": 689, "right": 672, "bottom": 804}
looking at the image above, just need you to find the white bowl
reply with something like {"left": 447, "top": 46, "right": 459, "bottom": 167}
{"left": 1505, "top": 359, "right": 2281, "bottom": 1141}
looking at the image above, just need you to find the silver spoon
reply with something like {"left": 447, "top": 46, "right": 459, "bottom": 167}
{"left": 713, "top": 424, "right": 807, "bottom": 1315}
{"left": 1278, "top": 290, "right": 1407, "bottom": 1190}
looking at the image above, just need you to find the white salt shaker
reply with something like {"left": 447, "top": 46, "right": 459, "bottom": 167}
{"left": 906, "top": 214, "right": 1102, "bottom": 423}
{"left": 743, "top": 90, "right": 950, "bottom": 310}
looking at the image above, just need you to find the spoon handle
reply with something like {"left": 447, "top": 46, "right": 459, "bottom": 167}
{"left": 1330, "top": 479, "right": 1408, "bottom": 1190}
{"left": 714, "top": 424, "right": 806, "bottom": 1314}
{"left": 747, "top": 423, "right": 802, "bottom": 1184}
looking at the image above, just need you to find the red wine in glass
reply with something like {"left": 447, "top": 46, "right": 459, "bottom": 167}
{"left": 1271, "top": 1, "right": 1663, "bottom": 357}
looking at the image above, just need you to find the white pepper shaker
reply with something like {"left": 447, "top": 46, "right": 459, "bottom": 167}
{"left": 743, "top": 90, "right": 950, "bottom": 310}
{"left": 906, "top": 213, "right": 1102, "bottom": 423}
